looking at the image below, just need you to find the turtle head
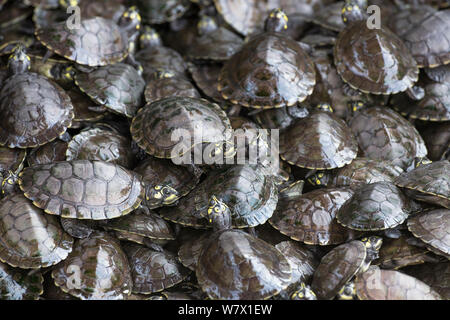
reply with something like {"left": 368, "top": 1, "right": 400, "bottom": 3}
{"left": 153, "top": 68, "right": 175, "bottom": 80}
{"left": 341, "top": 2, "right": 365, "bottom": 24}
{"left": 361, "top": 236, "right": 383, "bottom": 263}
{"left": 7, "top": 44, "right": 30, "bottom": 75}
{"left": 265, "top": 8, "right": 289, "bottom": 33}
{"left": 1, "top": 170, "right": 19, "bottom": 196}
{"left": 146, "top": 184, "right": 179, "bottom": 206}
{"left": 337, "top": 281, "right": 357, "bottom": 300}
{"left": 207, "top": 196, "right": 232, "bottom": 231}
{"left": 119, "top": 6, "right": 142, "bottom": 33}
{"left": 316, "top": 103, "right": 333, "bottom": 113}
{"left": 139, "top": 26, "right": 162, "bottom": 49}
{"left": 60, "top": 64, "right": 76, "bottom": 82}
{"left": 197, "top": 15, "right": 218, "bottom": 35}
{"left": 413, "top": 157, "right": 432, "bottom": 168}
{"left": 307, "top": 171, "right": 329, "bottom": 187}
{"left": 290, "top": 283, "right": 317, "bottom": 300}
{"left": 348, "top": 100, "right": 366, "bottom": 115}
{"left": 59, "top": 0, "right": 80, "bottom": 9}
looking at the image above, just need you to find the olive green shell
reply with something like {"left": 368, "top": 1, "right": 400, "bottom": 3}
{"left": 136, "top": 46, "right": 187, "bottom": 82}
{"left": 0, "top": 147, "right": 26, "bottom": 175}
{"left": 125, "top": 244, "right": 190, "bottom": 294}
{"left": 134, "top": 157, "right": 200, "bottom": 209}
{"left": 218, "top": 32, "right": 316, "bottom": 108}
{"left": 404, "top": 262, "right": 450, "bottom": 299}
{"left": 130, "top": 97, "right": 233, "bottom": 159}
{"left": 334, "top": 21, "right": 419, "bottom": 95}
{"left": 349, "top": 106, "right": 428, "bottom": 169}
{"left": 420, "top": 122, "right": 450, "bottom": 160}
{"left": 188, "top": 63, "right": 226, "bottom": 103}
{"left": 253, "top": 105, "right": 310, "bottom": 130}
{"left": 0, "top": 261, "right": 44, "bottom": 300}
{"left": 355, "top": 266, "right": 442, "bottom": 300}
{"left": 66, "top": 128, "right": 135, "bottom": 169}
{"left": 311, "top": 240, "right": 366, "bottom": 300}
{"left": 52, "top": 232, "right": 132, "bottom": 300}
{"left": 75, "top": 63, "right": 145, "bottom": 118}
{"left": 196, "top": 229, "right": 292, "bottom": 300}
{"left": 389, "top": 7, "right": 450, "bottom": 68}
{"left": 337, "top": 182, "right": 411, "bottom": 231}
{"left": 144, "top": 76, "right": 200, "bottom": 104}
{"left": 178, "top": 233, "right": 209, "bottom": 271}
{"left": 0, "top": 72, "right": 74, "bottom": 149}
{"left": 270, "top": 188, "right": 359, "bottom": 245}
{"left": 160, "top": 165, "right": 278, "bottom": 228}
{"left": 136, "top": 0, "right": 191, "bottom": 24}
{"left": 18, "top": 160, "right": 144, "bottom": 220}
{"left": 27, "top": 140, "right": 68, "bottom": 167}
{"left": 408, "top": 209, "right": 450, "bottom": 259}
{"left": 36, "top": 17, "right": 129, "bottom": 66}
{"left": 394, "top": 160, "right": 450, "bottom": 208}
{"left": 280, "top": 112, "right": 358, "bottom": 169}
{"left": 0, "top": 193, "right": 73, "bottom": 269}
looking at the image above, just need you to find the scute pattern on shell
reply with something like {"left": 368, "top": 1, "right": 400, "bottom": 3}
{"left": 18, "top": 160, "right": 144, "bottom": 220}
{"left": 136, "top": 46, "right": 187, "bottom": 82}
{"left": 27, "top": 140, "right": 68, "bottom": 167}
{"left": 404, "top": 262, "right": 450, "bottom": 299}
{"left": 0, "top": 261, "right": 44, "bottom": 300}
{"left": 137, "top": 0, "right": 191, "bottom": 24}
{"left": 144, "top": 77, "right": 200, "bottom": 104}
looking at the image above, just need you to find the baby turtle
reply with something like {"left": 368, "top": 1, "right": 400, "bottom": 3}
{"left": 188, "top": 62, "right": 228, "bottom": 103}
{"left": 0, "top": 261, "right": 44, "bottom": 300}
{"left": 217, "top": 9, "right": 316, "bottom": 109}
{"left": 404, "top": 262, "right": 450, "bottom": 299}
{"left": 394, "top": 160, "right": 450, "bottom": 208}
{"left": 18, "top": 160, "right": 144, "bottom": 220}
{"left": 178, "top": 232, "right": 210, "bottom": 271}
{"left": 52, "top": 232, "right": 132, "bottom": 300}
{"left": 335, "top": 1, "right": 419, "bottom": 94}
{"left": 0, "top": 45, "right": 74, "bottom": 149}
{"left": 253, "top": 105, "right": 310, "bottom": 130}
{"left": 0, "top": 193, "right": 73, "bottom": 269}
{"left": 27, "top": 140, "right": 68, "bottom": 167}
{"left": 135, "top": 0, "right": 191, "bottom": 24}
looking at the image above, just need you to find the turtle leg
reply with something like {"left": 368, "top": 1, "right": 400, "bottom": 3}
{"left": 59, "top": 131, "right": 71, "bottom": 142}
{"left": 41, "top": 49, "right": 54, "bottom": 64}
{"left": 406, "top": 86, "right": 425, "bottom": 101}
{"left": 125, "top": 55, "right": 143, "bottom": 76}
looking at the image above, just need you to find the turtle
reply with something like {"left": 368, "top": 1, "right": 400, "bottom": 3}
{"left": 252, "top": 105, "right": 310, "bottom": 130}
{"left": 124, "top": 243, "right": 190, "bottom": 294}
{"left": 354, "top": 265, "right": 442, "bottom": 300}
{"left": 130, "top": 97, "right": 233, "bottom": 159}
{"left": 0, "top": 261, "right": 44, "bottom": 300}
{"left": 420, "top": 122, "right": 450, "bottom": 160}
{"left": 18, "top": 160, "right": 144, "bottom": 220}
{"left": 349, "top": 103, "right": 428, "bottom": 170}
{"left": 424, "top": 63, "right": 450, "bottom": 83}
{"left": 270, "top": 187, "right": 361, "bottom": 246}
{"left": 336, "top": 182, "right": 412, "bottom": 231}
{"left": 407, "top": 209, "right": 450, "bottom": 259}
{"left": 66, "top": 127, "right": 135, "bottom": 169}
{"left": 74, "top": 63, "right": 145, "bottom": 118}
{"left": 0, "top": 193, "right": 73, "bottom": 269}
{"left": 144, "top": 70, "right": 200, "bottom": 104}
{"left": 394, "top": 160, "right": 450, "bottom": 208}
{"left": 388, "top": 6, "right": 450, "bottom": 68}
{"left": 159, "top": 165, "right": 278, "bottom": 229}
{"left": 186, "top": 15, "right": 243, "bottom": 62}
{"left": 27, "top": 140, "right": 68, "bottom": 167}
{"left": 0, "top": 146, "right": 26, "bottom": 181}
{"left": 134, "top": 156, "right": 201, "bottom": 209}
{"left": 308, "top": 158, "right": 404, "bottom": 189}
{"left": 188, "top": 62, "right": 228, "bottom": 103}
{"left": 403, "top": 262, "right": 450, "bottom": 299}
{"left": 177, "top": 232, "right": 210, "bottom": 271}
{"left": 311, "top": 237, "right": 383, "bottom": 300}
{"left": 0, "top": 45, "right": 74, "bottom": 149}
{"left": 334, "top": 1, "right": 419, "bottom": 95}
{"left": 66, "top": 87, "right": 106, "bottom": 126}
{"left": 35, "top": 6, "right": 141, "bottom": 67}
{"left": 51, "top": 232, "right": 132, "bottom": 300}
{"left": 135, "top": 0, "right": 191, "bottom": 24}
{"left": 60, "top": 217, "right": 96, "bottom": 239}
{"left": 217, "top": 9, "right": 316, "bottom": 109}
{"left": 279, "top": 105, "right": 358, "bottom": 170}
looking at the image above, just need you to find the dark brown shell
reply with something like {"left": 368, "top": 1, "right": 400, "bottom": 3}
{"left": 0, "top": 261, "right": 44, "bottom": 300}
{"left": 280, "top": 112, "right": 358, "bottom": 169}
{"left": 178, "top": 233, "right": 209, "bottom": 271}
{"left": 270, "top": 188, "right": 360, "bottom": 245}
{"left": 311, "top": 241, "right": 366, "bottom": 300}
{"left": 218, "top": 33, "right": 316, "bottom": 108}
{"left": 18, "top": 160, "right": 144, "bottom": 220}
{"left": 0, "top": 73, "right": 74, "bottom": 149}
{"left": 355, "top": 266, "right": 442, "bottom": 300}
{"left": 0, "top": 146, "right": 26, "bottom": 175}
{"left": 67, "top": 88, "right": 105, "bottom": 123}
{"left": 404, "top": 262, "right": 450, "bottom": 299}
{"left": 27, "top": 140, "right": 68, "bottom": 167}
{"left": 60, "top": 218, "right": 95, "bottom": 239}
{"left": 136, "top": 0, "right": 191, "bottom": 24}
{"left": 334, "top": 21, "right": 419, "bottom": 94}
{"left": 196, "top": 229, "right": 292, "bottom": 300}
{"left": 144, "top": 76, "right": 200, "bottom": 104}
{"left": 189, "top": 63, "right": 226, "bottom": 103}
{"left": 136, "top": 46, "right": 187, "bottom": 82}
{"left": 420, "top": 122, "right": 450, "bottom": 160}
{"left": 253, "top": 105, "right": 310, "bottom": 130}
{"left": 52, "top": 232, "right": 132, "bottom": 300}
{"left": 0, "top": 193, "right": 73, "bottom": 269}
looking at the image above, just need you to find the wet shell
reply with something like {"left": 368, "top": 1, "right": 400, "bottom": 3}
{"left": 404, "top": 262, "right": 450, "bottom": 299}
{"left": 0, "top": 261, "right": 44, "bottom": 300}
{"left": 27, "top": 140, "right": 68, "bottom": 167}
{"left": 144, "top": 76, "right": 200, "bottom": 104}
{"left": 188, "top": 63, "right": 226, "bottom": 103}
{"left": 178, "top": 233, "right": 209, "bottom": 271}
{"left": 0, "top": 147, "right": 26, "bottom": 175}
{"left": 136, "top": 0, "right": 191, "bottom": 24}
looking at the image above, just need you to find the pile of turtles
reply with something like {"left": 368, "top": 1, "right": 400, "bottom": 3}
{"left": 0, "top": 0, "right": 449, "bottom": 300}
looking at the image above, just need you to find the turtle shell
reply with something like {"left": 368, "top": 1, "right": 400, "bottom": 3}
{"left": 136, "top": 46, "right": 187, "bottom": 82}
{"left": 75, "top": 63, "right": 145, "bottom": 118}
{"left": 218, "top": 32, "right": 316, "bottom": 108}
{"left": 60, "top": 218, "right": 96, "bottom": 239}
{"left": 408, "top": 209, "right": 450, "bottom": 259}
{"left": 0, "top": 147, "right": 26, "bottom": 176}
{"left": 0, "top": 193, "right": 73, "bottom": 269}
{"left": 66, "top": 127, "right": 135, "bottom": 169}
{"left": 134, "top": 157, "right": 200, "bottom": 209}
{"left": 337, "top": 182, "right": 411, "bottom": 231}
{"left": 27, "top": 140, "right": 68, "bottom": 167}
{"left": 355, "top": 265, "right": 442, "bottom": 300}
{"left": 18, "top": 160, "right": 144, "bottom": 220}
{"left": 188, "top": 63, "right": 227, "bottom": 103}
{"left": 35, "top": 17, "right": 129, "bottom": 67}
{"left": 425, "top": 63, "right": 450, "bottom": 83}
{"left": 144, "top": 76, "right": 200, "bottom": 104}
{"left": 0, "top": 261, "right": 44, "bottom": 300}
{"left": 280, "top": 111, "right": 358, "bottom": 169}
{"left": 52, "top": 232, "right": 132, "bottom": 300}
{"left": 178, "top": 232, "right": 209, "bottom": 271}
{"left": 394, "top": 160, "right": 450, "bottom": 208}
{"left": 334, "top": 21, "right": 419, "bottom": 94}
{"left": 196, "top": 229, "right": 292, "bottom": 300}
{"left": 389, "top": 7, "right": 450, "bottom": 68}
{"left": 136, "top": 0, "right": 191, "bottom": 24}
{"left": 311, "top": 240, "right": 367, "bottom": 300}
{"left": 349, "top": 106, "right": 428, "bottom": 169}
{"left": 130, "top": 97, "right": 233, "bottom": 159}
{"left": 420, "top": 122, "right": 450, "bottom": 160}
{"left": 404, "top": 262, "right": 450, "bottom": 299}
{"left": 159, "top": 165, "right": 278, "bottom": 228}
{"left": 67, "top": 88, "right": 105, "bottom": 123}
{"left": 253, "top": 105, "right": 310, "bottom": 130}
{"left": 0, "top": 72, "right": 74, "bottom": 149}
{"left": 270, "top": 188, "right": 360, "bottom": 245}
{"left": 125, "top": 244, "right": 190, "bottom": 294}
{"left": 312, "top": 1, "right": 345, "bottom": 32}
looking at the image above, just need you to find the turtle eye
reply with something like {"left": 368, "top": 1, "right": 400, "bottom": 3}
{"left": 214, "top": 206, "right": 220, "bottom": 213}
{"left": 154, "top": 185, "right": 161, "bottom": 190}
